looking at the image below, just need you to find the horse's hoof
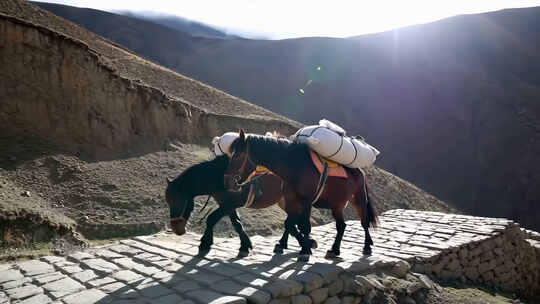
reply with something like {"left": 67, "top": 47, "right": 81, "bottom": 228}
{"left": 274, "top": 247, "right": 284, "bottom": 254}
{"left": 325, "top": 251, "right": 337, "bottom": 259}
{"left": 237, "top": 250, "right": 249, "bottom": 258}
{"left": 299, "top": 247, "right": 312, "bottom": 255}
{"left": 325, "top": 250, "right": 340, "bottom": 259}
{"left": 310, "top": 239, "right": 318, "bottom": 249}
{"left": 362, "top": 247, "right": 372, "bottom": 256}
{"left": 198, "top": 247, "right": 211, "bottom": 257}
{"left": 297, "top": 254, "right": 310, "bottom": 262}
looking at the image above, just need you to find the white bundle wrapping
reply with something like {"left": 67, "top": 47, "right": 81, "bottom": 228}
{"left": 292, "top": 120, "right": 380, "bottom": 168}
{"left": 212, "top": 132, "right": 239, "bottom": 156}
{"left": 213, "top": 132, "right": 281, "bottom": 156}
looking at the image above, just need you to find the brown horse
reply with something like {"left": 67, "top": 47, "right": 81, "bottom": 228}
{"left": 166, "top": 154, "right": 287, "bottom": 257}
{"left": 224, "top": 130, "right": 378, "bottom": 261}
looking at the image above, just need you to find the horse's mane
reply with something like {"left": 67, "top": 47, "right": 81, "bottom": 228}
{"left": 246, "top": 133, "right": 308, "bottom": 166}
{"left": 248, "top": 133, "right": 292, "bottom": 148}
{"left": 173, "top": 154, "right": 229, "bottom": 183}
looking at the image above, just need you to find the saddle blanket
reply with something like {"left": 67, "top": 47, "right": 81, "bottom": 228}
{"left": 247, "top": 155, "right": 347, "bottom": 181}
{"left": 310, "top": 150, "right": 348, "bottom": 178}
{"left": 242, "top": 157, "right": 346, "bottom": 207}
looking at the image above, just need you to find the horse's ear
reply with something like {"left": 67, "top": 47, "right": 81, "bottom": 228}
{"left": 239, "top": 129, "right": 246, "bottom": 141}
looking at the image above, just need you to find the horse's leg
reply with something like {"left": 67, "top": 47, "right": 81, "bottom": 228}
{"left": 283, "top": 215, "right": 302, "bottom": 246}
{"left": 282, "top": 214, "right": 312, "bottom": 261}
{"left": 273, "top": 229, "right": 289, "bottom": 254}
{"left": 199, "top": 206, "right": 228, "bottom": 256}
{"left": 298, "top": 207, "right": 318, "bottom": 250}
{"left": 326, "top": 205, "right": 346, "bottom": 258}
{"left": 280, "top": 188, "right": 311, "bottom": 260}
{"left": 229, "top": 210, "right": 253, "bottom": 258}
{"left": 274, "top": 216, "right": 315, "bottom": 254}
{"left": 296, "top": 208, "right": 315, "bottom": 261}
{"left": 275, "top": 198, "right": 289, "bottom": 252}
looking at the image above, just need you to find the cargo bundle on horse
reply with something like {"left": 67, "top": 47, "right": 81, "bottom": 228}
{"left": 292, "top": 119, "right": 380, "bottom": 169}
{"left": 224, "top": 124, "right": 379, "bottom": 261}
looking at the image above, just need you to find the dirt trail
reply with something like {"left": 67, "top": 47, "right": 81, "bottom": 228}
{"left": 0, "top": 134, "right": 453, "bottom": 258}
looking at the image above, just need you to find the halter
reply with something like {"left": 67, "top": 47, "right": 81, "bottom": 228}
{"left": 170, "top": 201, "right": 188, "bottom": 223}
{"left": 224, "top": 141, "right": 256, "bottom": 183}
{"left": 169, "top": 193, "right": 192, "bottom": 223}
{"left": 170, "top": 216, "right": 185, "bottom": 223}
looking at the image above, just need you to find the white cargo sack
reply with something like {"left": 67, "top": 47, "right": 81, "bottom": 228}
{"left": 292, "top": 119, "right": 380, "bottom": 168}
{"left": 212, "top": 132, "right": 239, "bottom": 156}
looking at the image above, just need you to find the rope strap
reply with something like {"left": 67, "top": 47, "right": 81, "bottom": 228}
{"left": 236, "top": 171, "right": 269, "bottom": 188}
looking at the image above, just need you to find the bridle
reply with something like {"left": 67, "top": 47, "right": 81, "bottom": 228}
{"left": 224, "top": 142, "right": 256, "bottom": 185}
{"left": 170, "top": 201, "right": 188, "bottom": 223}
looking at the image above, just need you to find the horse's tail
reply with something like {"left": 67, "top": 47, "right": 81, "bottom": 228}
{"left": 364, "top": 180, "right": 378, "bottom": 228}
{"left": 350, "top": 168, "right": 378, "bottom": 228}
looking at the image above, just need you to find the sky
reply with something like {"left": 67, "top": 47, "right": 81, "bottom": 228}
{"left": 34, "top": 0, "right": 540, "bottom": 39}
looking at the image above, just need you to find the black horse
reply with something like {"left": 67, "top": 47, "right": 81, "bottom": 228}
{"left": 165, "top": 154, "right": 286, "bottom": 257}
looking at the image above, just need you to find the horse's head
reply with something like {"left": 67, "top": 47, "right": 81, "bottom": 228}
{"left": 165, "top": 179, "right": 193, "bottom": 236}
{"left": 224, "top": 129, "right": 256, "bottom": 189}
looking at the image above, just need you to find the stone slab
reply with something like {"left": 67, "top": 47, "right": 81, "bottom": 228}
{"left": 63, "top": 289, "right": 108, "bottom": 304}
{"left": 0, "top": 209, "right": 523, "bottom": 303}
{"left": 17, "top": 261, "right": 55, "bottom": 276}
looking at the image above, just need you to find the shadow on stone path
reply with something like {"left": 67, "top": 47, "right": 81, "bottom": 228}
{"left": 1, "top": 209, "right": 539, "bottom": 303}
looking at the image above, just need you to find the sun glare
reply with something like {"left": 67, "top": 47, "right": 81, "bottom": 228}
{"left": 35, "top": 0, "right": 540, "bottom": 38}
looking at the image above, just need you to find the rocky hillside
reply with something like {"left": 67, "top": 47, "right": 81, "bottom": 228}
{"left": 0, "top": 0, "right": 452, "bottom": 257}
{"left": 35, "top": 2, "right": 540, "bottom": 231}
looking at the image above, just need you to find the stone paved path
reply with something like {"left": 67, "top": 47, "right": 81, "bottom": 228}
{"left": 1, "top": 210, "right": 538, "bottom": 303}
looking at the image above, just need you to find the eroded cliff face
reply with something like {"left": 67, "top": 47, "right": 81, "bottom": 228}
{"left": 0, "top": 15, "right": 298, "bottom": 159}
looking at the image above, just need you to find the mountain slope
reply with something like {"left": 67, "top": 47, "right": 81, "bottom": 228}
{"left": 0, "top": 0, "right": 452, "bottom": 254}
{"left": 117, "top": 10, "right": 238, "bottom": 39}
{"left": 35, "top": 3, "right": 540, "bottom": 230}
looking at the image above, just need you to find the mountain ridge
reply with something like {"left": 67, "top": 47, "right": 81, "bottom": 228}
{"left": 116, "top": 10, "right": 239, "bottom": 39}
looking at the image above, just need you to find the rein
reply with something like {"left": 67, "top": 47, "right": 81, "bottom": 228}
{"left": 224, "top": 141, "right": 256, "bottom": 182}
{"left": 197, "top": 195, "right": 214, "bottom": 224}
{"left": 171, "top": 194, "right": 212, "bottom": 223}
{"left": 198, "top": 195, "right": 212, "bottom": 214}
